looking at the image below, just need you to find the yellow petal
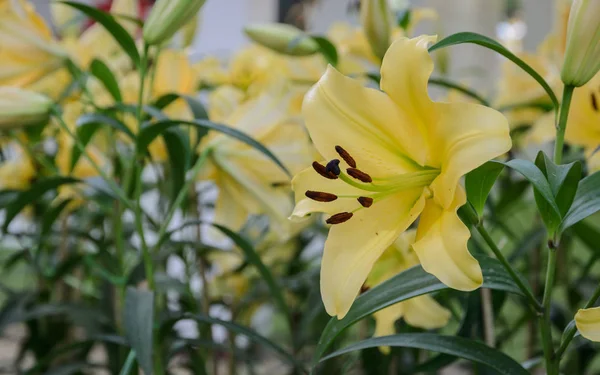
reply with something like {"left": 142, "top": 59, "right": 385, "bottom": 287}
{"left": 153, "top": 49, "right": 197, "bottom": 97}
{"left": 527, "top": 112, "right": 555, "bottom": 145}
{"left": 321, "top": 190, "right": 425, "bottom": 319}
{"left": 428, "top": 102, "right": 511, "bottom": 209}
{"left": 379, "top": 35, "right": 437, "bottom": 165}
{"left": 565, "top": 72, "right": 600, "bottom": 148}
{"left": 373, "top": 302, "right": 404, "bottom": 354}
{"left": 403, "top": 295, "right": 451, "bottom": 329}
{"left": 213, "top": 174, "right": 252, "bottom": 231}
{"left": 413, "top": 187, "right": 483, "bottom": 291}
{"left": 302, "top": 65, "right": 424, "bottom": 176}
{"left": 576, "top": 307, "right": 600, "bottom": 342}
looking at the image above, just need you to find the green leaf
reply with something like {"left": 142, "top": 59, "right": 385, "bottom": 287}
{"left": 397, "top": 9, "right": 412, "bottom": 30}
{"left": 320, "top": 334, "right": 528, "bottom": 375}
{"left": 136, "top": 119, "right": 290, "bottom": 176}
{"left": 428, "top": 77, "right": 490, "bottom": 106}
{"left": 184, "top": 313, "right": 307, "bottom": 373}
{"left": 123, "top": 288, "right": 154, "bottom": 375}
{"left": 312, "top": 255, "right": 526, "bottom": 362}
{"left": 535, "top": 151, "right": 581, "bottom": 216}
{"left": 41, "top": 199, "right": 73, "bottom": 237}
{"left": 465, "top": 161, "right": 505, "bottom": 217}
{"left": 153, "top": 93, "right": 209, "bottom": 120}
{"left": 211, "top": 224, "right": 292, "bottom": 332}
{"left": 498, "top": 159, "right": 562, "bottom": 229}
{"left": 119, "top": 350, "right": 137, "bottom": 375}
{"left": 72, "top": 113, "right": 134, "bottom": 172}
{"left": 89, "top": 59, "right": 122, "bottom": 102}
{"left": 560, "top": 171, "right": 600, "bottom": 231}
{"left": 2, "top": 177, "right": 79, "bottom": 232}
{"left": 59, "top": 1, "right": 140, "bottom": 67}
{"left": 429, "top": 32, "right": 559, "bottom": 111}
{"left": 162, "top": 128, "right": 191, "bottom": 202}
{"left": 311, "top": 36, "right": 339, "bottom": 66}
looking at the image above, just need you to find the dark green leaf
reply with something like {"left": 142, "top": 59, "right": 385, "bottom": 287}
{"left": 2, "top": 177, "right": 79, "bottom": 231}
{"left": 136, "top": 119, "right": 289, "bottom": 176}
{"left": 184, "top": 313, "right": 307, "bottom": 373}
{"left": 429, "top": 32, "right": 559, "bottom": 111}
{"left": 535, "top": 151, "right": 581, "bottom": 216}
{"left": 72, "top": 113, "right": 134, "bottom": 172}
{"left": 311, "top": 36, "right": 339, "bottom": 66}
{"left": 119, "top": 350, "right": 137, "bottom": 375}
{"left": 465, "top": 161, "right": 505, "bottom": 217}
{"left": 499, "top": 159, "right": 562, "bottom": 231}
{"left": 123, "top": 287, "right": 154, "bottom": 375}
{"left": 59, "top": 1, "right": 140, "bottom": 67}
{"left": 153, "top": 93, "right": 209, "bottom": 120}
{"left": 312, "top": 255, "right": 526, "bottom": 362}
{"left": 561, "top": 171, "right": 600, "bottom": 231}
{"left": 162, "top": 128, "right": 191, "bottom": 202}
{"left": 397, "top": 9, "right": 412, "bottom": 30}
{"left": 428, "top": 77, "right": 490, "bottom": 106}
{"left": 41, "top": 199, "right": 73, "bottom": 237}
{"left": 89, "top": 59, "right": 122, "bottom": 102}
{"left": 320, "top": 334, "right": 528, "bottom": 375}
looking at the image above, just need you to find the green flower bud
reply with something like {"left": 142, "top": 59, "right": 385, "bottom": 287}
{"left": 143, "top": 0, "right": 206, "bottom": 46}
{"left": 0, "top": 87, "right": 53, "bottom": 129}
{"left": 244, "top": 23, "right": 319, "bottom": 56}
{"left": 560, "top": 0, "right": 600, "bottom": 87}
{"left": 361, "top": 0, "right": 394, "bottom": 61}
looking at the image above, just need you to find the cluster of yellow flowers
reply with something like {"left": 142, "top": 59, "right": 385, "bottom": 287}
{"left": 3, "top": 0, "right": 600, "bottom": 359}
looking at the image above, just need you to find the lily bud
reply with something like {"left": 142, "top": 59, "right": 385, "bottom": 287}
{"left": 143, "top": 0, "right": 206, "bottom": 45}
{"left": 0, "top": 87, "right": 53, "bottom": 129}
{"left": 361, "top": 0, "right": 394, "bottom": 61}
{"left": 244, "top": 23, "right": 319, "bottom": 56}
{"left": 560, "top": 0, "right": 600, "bottom": 87}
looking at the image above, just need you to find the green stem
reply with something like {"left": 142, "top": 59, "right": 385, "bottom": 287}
{"left": 540, "top": 247, "right": 559, "bottom": 375}
{"left": 475, "top": 223, "right": 542, "bottom": 312}
{"left": 153, "top": 150, "right": 210, "bottom": 250}
{"left": 553, "top": 85, "right": 575, "bottom": 164}
{"left": 556, "top": 279, "right": 600, "bottom": 358}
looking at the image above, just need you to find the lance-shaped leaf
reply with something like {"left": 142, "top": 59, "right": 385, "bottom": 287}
{"left": 465, "top": 161, "right": 505, "bottom": 217}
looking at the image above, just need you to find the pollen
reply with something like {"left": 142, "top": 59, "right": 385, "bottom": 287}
{"left": 326, "top": 212, "right": 353, "bottom": 224}
{"left": 357, "top": 196, "right": 373, "bottom": 207}
{"left": 305, "top": 190, "right": 338, "bottom": 202}
{"left": 326, "top": 159, "right": 341, "bottom": 175}
{"left": 335, "top": 145, "right": 356, "bottom": 168}
{"left": 347, "top": 168, "right": 372, "bottom": 183}
{"left": 312, "top": 161, "right": 338, "bottom": 179}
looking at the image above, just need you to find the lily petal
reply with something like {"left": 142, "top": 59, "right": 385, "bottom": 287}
{"left": 576, "top": 307, "right": 600, "bottom": 342}
{"left": 403, "top": 295, "right": 451, "bottom": 329}
{"left": 303, "top": 66, "right": 423, "bottom": 176}
{"left": 373, "top": 303, "right": 404, "bottom": 354}
{"left": 429, "top": 102, "right": 511, "bottom": 209}
{"left": 321, "top": 190, "right": 425, "bottom": 319}
{"left": 413, "top": 187, "right": 483, "bottom": 291}
{"left": 379, "top": 35, "right": 437, "bottom": 165}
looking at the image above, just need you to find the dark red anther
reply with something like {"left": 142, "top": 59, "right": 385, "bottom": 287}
{"left": 347, "top": 168, "right": 372, "bottom": 183}
{"left": 357, "top": 196, "right": 373, "bottom": 207}
{"left": 326, "top": 212, "right": 353, "bottom": 224}
{"left": 305, "top": 190, "right": 338, "bottom": 202}
{"left": 335, "top": 145, "right": 357, "bottom": 168}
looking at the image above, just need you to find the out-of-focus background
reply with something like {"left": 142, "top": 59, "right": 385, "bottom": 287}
{"left": 31, "top": 0, "right": 554, "bottom": 91}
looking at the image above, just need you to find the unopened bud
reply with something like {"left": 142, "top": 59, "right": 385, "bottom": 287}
{"left": 560, "top": 0, "right": 600, "bottom": 87}
{"left": 143, "top": 0, "right": 206, "bottom": 45}
{"left": 360, "top": 0, "right": 393, "bottom": 61}
{"left": 244, "top": 23, "right": 319, "bottom": 56}
{"left": 0, "top": 87, "right": 53, "bottom": 129}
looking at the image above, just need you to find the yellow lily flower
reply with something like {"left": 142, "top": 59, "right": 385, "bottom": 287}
{"left": 575, "top": 307, "right": 600, "bottom": 342}
{"left": 0, "top": 144, "right": 36, "bottom": 191}
{"left": 0, "top": 0, "right": 67, "bottom": 93}
{"left": 366, "top": 230, "right": 450, "bottom": 353}
{"left": 200, "top": 86, "right": 313, "bottom": 238}
{"left": 290, "top": 35, "right": 511, "bottom": 318}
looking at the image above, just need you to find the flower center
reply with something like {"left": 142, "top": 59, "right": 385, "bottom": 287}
{"left": 306, "top": 145, "right": 439, "bottom": 224}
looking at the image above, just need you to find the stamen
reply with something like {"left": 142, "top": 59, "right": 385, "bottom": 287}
{"left": 335, "top": 145, "right": 356, "bottom": 168}
{"left": 360, "top": 284, "right": 370, "bottom": 294}
{"left": 271, "top": 181, "right": 289, "bottom": 187}
{"left": 326, "top": 159, "right": 341, "bottom": 175}
{"left": 312, "top": 161, "right": 338, "bottom": 179}
{"left": 326, "top": 212, "right": 353, "bottom": 224}
{"left": 592, "top": 93, "right": 598, "bottom": 112}
{"left": 305, "top": 190, "right": 338, "bottom": 202}
{"left": 347, "top": 168, "right": 373, "bottom": 183}
{"left": 357, "top": 196, "right": 373, "bottom": 207}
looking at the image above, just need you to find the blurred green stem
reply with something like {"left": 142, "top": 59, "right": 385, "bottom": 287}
{"left": 540, "top": 246, "right": 558, "bottom": 375}
{"left": 553, "top": 85, "right": 574, "bottom": 164}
